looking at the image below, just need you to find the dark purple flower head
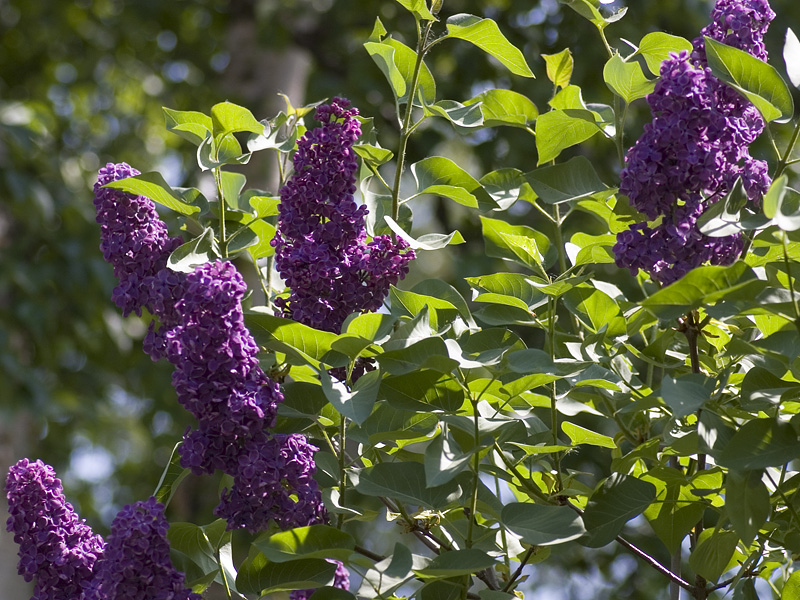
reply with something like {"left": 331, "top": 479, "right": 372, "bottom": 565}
{"left": 5, "top": 458, "right": 105, "bottom": 600}
{"left": 614, "top": 0, "right": 774, "bottom": 284}
{"left": 273, "top": 97, "right": 415, "bottom": 332}
{"left": 692, "top": 0, "right": 775, "bottom": 64}
{"left": 290, "top": 560, "right": 350, "bottom": 600}
{"left": 84, "top": 497, "right": 200, "bottom": 600}
{"left": 93, "top": 163, "right": 182, "bottom": 316}
{"left": 156, "top": 260, "right": 283, "bottom": 476}
{"left": 215, "top": 433, "right": 327, "bottom": 532}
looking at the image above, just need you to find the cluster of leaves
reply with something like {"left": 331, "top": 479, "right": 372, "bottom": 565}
{"left": 96, "top": 1, "right": 800, "bottom": 599}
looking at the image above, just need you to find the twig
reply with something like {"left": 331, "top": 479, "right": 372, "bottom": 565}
{"left": 502, "top": 546, "right": 536, "bottom": 593}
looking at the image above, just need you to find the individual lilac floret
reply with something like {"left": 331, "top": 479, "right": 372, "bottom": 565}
{"left": 5, "top": 458, "right": 105, "bottom": 600}
{"left": 84, "top": 497, "right": 200, "bottom": 600}
{"left": 93, "top": 163, "right": 182, "bottom": 316}
{"left": 273, "top": 97, "right": 415, "bottom": 332}
{"left": 215, "top": 433, "right": 327, "bottom": 532}
{"left": 290, "top": 560, "right": 351, "bottom": 600}
{"left": 159, "top": 260, "right": 283, "bottom": 477}
{"left": 614, "top": 0, "right": 774, "bottom": 284}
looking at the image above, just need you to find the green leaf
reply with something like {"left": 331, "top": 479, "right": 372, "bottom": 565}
{"left": 535, "top": 109, "right": 602, "bottom": 165}
{"left": 424, "top": 100, "right": 484, "bottom": 128}
{"left": 384, "top": 216, "right": 465, "bottom": 251}
{"left": 726, "top": 470, "right": 770, "bottom": 546}
{"left": 412, "top": 279, "right": 474, "bottom": 326}
{"left": 245, "top": 309, "right": 339, "bottom": 369}
{"left": 101, "top": 171, "right": 201, "bottom": 215}
{"left": 364, "top": 41, "right": 408, "bottom": 102}
{"left": 602, "top": 53, "right": 655, "bottom": 103}
{"left": 424, "top": 431, "right": 473, "bottom": 486}
{"left": 197, "top": 133, "right": 250, "bottom": 171}
{"left": 719, "top": 418, "right": 800, "bottom": 470}
{"left": 642, "top": 471, "right": 706, "bottom": 553}
{"left": 410, "top": 156, "right": 496, "bottom": 210}
{"left": 219, "top": 170, "right": 246, "bottom": 209}
{"left": 416, "top": 549, "right": 497, "bottom": 578}
{"left": 636, "top": 32, "right": 693, "bottom": 76}
{"left": 704, "top": 36, "right": 794, "bottom": 123}
{"left": 661, "top": 374, "right": 711, "bottom": 418}
{"left": 502, "top": 503, "right": 586, "bottom": 545}
{"left": 480, "top": 215, "right": 553, "bottom": 271}
{"left": 163, "top": 107, "right": 213, "bottom": 146}
{"left": 394, "top": 0, "right": 436, "bottom": 21}
{"left": 569, "top": 233, "right": 616, "bottom": 266}
{"left": 562, "top": 422, "right": 616, "bottom": 448}
{"left": 785, "top": 29, "right": 800, "bottom": 89}
{"left": 480, "top": 169, "right": 530, "bottom": 210}
{"left": 153, "top": 442, "right": 189, "bottom": 507}
{"left": 563, "top": 286, "right": 626, "bottom": 337}
{"left": 559, "top": 0, "right": 627, "bottom": 29}
{"left": 350, "top": 404, "right": 438, "bottom": 445}
{"left": 443, "top": 14, "right": 534, "bottom": 77}
{"left": 253, "top": 525, "right": 355, "bottom": 563}
{"left": 465, "top": 89, "right": 538, "bottom": 128}
{"left": 582, "top": 474, "right": 657, "bottom": 547}
{"left": 353, "top": 143, "right": 395, "bottom": 167}
{"left": 525, "top": 156, "right": 609, "bottom": 204}
{"left": 168, "top": 227, "right": 217, "bottom": 273}
{"left": 640, "top": 262, "right": 757, "bottom": 321}
{"left": 542, "top": 48, "right": 573, "bottom": 89}
{"left": 344, "top": 312, "right": 395, "bottom": 341}
{"left": 236, "top": 556, "right": 337, "bottom": 595}
{"left": 246, "top": 219, "right": 276, "bottom": 261}
{"left": 210, "top": 101, "right": 264, "bottom": 139}
{"left": 381, "top": 370, "right": 464, "bottom": 412}
{"left": 688, "top": 529, "right": 739, "bottom": 581}
{"left": 364, "top": 39, "right": 436, "bottom": 107}
{"left": 390, "top": 286, "right": 460, "bottom": 330}
{"left": 320, "top": 368, "right": 380, "bottom": 425}
{"left": 355, "top": 462, "right": 463, "bottom": 508}
{"left": 356, "top": 542, "right": 414, "bottom": 598}
{"left": 782, "top": 570, "right": 800, "bottom": 600}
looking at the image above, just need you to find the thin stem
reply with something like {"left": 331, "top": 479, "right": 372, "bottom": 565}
{"left": 391, "top": 20, "right": 434, "bottom": 222}
{"left": 214, "top": 166, "right": 228, "bottom": 257}
{"left": 781, "top": 235, "right": 800, "bottom": 322}
{"left": 337, "top": 417, "right": 347, "bottom": 529}
{"left": 775, "top": 118, "right": 800, "bottom": 180}
{"left": 502, "top": 546, "right": 535, "bottom": 593}
{"left": 217, "top": 549, "right": 233, "bottom": 600}
{"left": 568, "top": 503, "right": 694, "bottom": 592}
{"left": 552, "top": 203, "right": 568, "bottom": 274}
{"left": 466, "top": 409, "right": 480, "bottom": 548}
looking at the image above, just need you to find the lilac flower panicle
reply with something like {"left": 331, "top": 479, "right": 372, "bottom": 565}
{"left": 215, "top": 433, "right": 327, "bottom": 532}
{"left": 5, "top": 458, "right": 105, "bottom": 600}
{"left": 160, "top": 260, "right": 283, "bottom": 478}
{"left": 273, "top": 97, "right": 415, "bottom": 332}
{"left": 93, "top": 162, "right": 182, "bottom": 316}
{"left": 614, "top": 0, "right": 774, "bottom": 284}
{"left": 84, "top": 497, "right": 200, "bottom": 600}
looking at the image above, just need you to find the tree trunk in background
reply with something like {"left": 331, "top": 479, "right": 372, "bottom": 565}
{"left": 0, "top": 413, "right": 34, "bottom": 599}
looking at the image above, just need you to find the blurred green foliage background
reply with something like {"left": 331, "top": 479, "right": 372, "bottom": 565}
{"left": 1, "top": 1, "right": 798, "bottom": 597}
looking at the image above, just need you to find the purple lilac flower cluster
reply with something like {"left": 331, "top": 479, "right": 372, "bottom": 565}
{"left": 5, "top": 459, "right": 105, "bottom": 600}
{"left": 93, "top": 163, "right": 182, "bottom": 316}
{"left": 6, "top": 459, "right": 199, "bottom": 600}
{"left": 94, "top": 165, "right": 327, "bottom": 536}
{"left": 83, "top": 497, "right": 201, "bottom": 600}
{"left": 273, "top": 97, "right": 415, "bottom": 332}
{"left": 613, "top": 0, "right": 773, "bottom": 284}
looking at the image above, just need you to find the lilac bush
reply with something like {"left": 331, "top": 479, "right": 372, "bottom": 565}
{"left": 614, "top": 0, "right": 774, "bottom": 283}
{"left": 5, "top": 458, "right": 105, "bottom": 600}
